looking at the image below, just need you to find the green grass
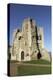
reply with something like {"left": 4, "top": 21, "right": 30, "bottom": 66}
{"left": 17, "top": 65, "right": 51, "bottom": 76}
{"left": 10, "top": 59, "right": 51, "bottom": 76}
{"left": 17, "top": 60, "right": 51, "bottom": 76}
{"left": 23, "top": 59, "right": 51, "bottom": 64}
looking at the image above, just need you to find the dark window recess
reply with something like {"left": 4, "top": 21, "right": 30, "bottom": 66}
{"left": 36, "top": 35, "right": 41, "bottom": 40}
{"left": 18, "top": 36, "right": 22, "bottom": 40}
{"left": 21, "top": 51, "right": 24, "bottom": 60}
{"left": 30, "top": 19, "right": 33, "bottom": 28}
{"left": 17, "top": 29, "right": 20, "bottom": 32}
{"left": 32, "top": 36, "right": 34, "bottom": 38}
{"left": 26, "top": 53, "right": 29, "bottom": 56}
{"left": 36, "top": 35, "right": 38, "bottom": 40}
{"left": 37, "top": 51, "right": 42, "bottom": 59}
{"left": 30, "top": 19, "right": 32, "bottom": 23}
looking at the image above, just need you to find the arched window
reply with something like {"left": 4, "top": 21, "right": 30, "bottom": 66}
{"left": 21, "top": 51, "right": 24, "bottom": 60}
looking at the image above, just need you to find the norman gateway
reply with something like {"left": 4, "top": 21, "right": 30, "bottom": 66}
{"left": 10, "top": 18, "right": 50, "bottom": 61}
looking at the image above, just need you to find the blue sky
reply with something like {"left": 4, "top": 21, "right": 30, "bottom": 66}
{"left": 9, "top": 4, "right": 51, "bottom": 52}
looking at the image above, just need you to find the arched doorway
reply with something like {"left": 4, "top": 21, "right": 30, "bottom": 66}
{"left": 21, "top": 51, "right": 24, "bottom": 60}
{"left": 37, "top": 51, "right": 42, "bottom": 59}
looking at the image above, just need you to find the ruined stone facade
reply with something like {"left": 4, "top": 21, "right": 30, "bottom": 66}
{"left": 10, "top": 18, "right": 50, "bottom": 61}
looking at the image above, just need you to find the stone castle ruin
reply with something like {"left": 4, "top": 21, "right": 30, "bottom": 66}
{"left": 10, "top": 18, "right": 50, "bottom": 61}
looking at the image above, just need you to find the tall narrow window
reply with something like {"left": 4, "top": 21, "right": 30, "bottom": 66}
{"left": 21, "top": 51, "right": 24, "bottom": 60}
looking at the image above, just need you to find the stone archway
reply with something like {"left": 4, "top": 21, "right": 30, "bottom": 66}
{"left": 21, "top": 51, "right": 24, "bottom": 60}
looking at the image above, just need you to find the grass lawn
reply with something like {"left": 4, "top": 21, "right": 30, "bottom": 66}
{"left": 17, "top": 65, "right": 51, "bottom": 76}
{"left": 17, "top": 60, "right": 51, "bottom": 76}
{"left": 23, "top": 59, "right": 51, "bottom": 64}
{"left": 10, "top": 59, "right": 51, "bottom": 76}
